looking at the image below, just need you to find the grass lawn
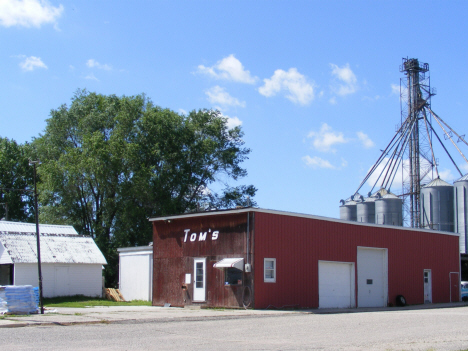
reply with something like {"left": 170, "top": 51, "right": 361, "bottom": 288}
{"left": 43, "top": 295, "right": 151, "bottom": 308}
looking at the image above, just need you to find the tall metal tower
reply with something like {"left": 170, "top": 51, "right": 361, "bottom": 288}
{"left": 399, "top": 58, "right": 434, "bottom": 227}
{"left": 348, "top": 58, "right": 468, "bottom": 230}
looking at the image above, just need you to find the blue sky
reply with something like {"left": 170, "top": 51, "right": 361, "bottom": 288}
{"left": 1, "top": 1, "right": 468, "bottom": 219}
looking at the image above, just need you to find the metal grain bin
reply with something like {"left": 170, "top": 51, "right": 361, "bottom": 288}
{"left": 357, "top": 198, "right": 375, "bottom": 223}
{"left": 375, "top": 192, "right": 403, "bottom": 226}
{"left": 420, "top": 177, "right": 454, "bottom": 232}
{"left": 357, "top": 189, "right": 389, "bottom": 224}
{"left": 454, "top": 174, "right": 468, "bottom": 253}
{"left": 339, "top": 195, "right": 361, "bottom": 222}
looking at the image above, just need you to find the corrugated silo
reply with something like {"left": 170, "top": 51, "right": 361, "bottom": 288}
{"left": 357, "top": 195, "right": 375, "bottom": 223}
{"left": 340, "top": 195, "right": 361, "bottom": 222}
{"left": 375, "top": 192, "right": 403, "bottom": 226}
{"left": 454, "top": 174, "right": 468, "bottom": 253}
{"left": 357, "top": 188, "right": 390, "bottom": 224}
{"left": 356, "top": 189, "right": 386, "bottom": 223}
{"left": 420, "top": 177, "right": 454, "bottom": 232}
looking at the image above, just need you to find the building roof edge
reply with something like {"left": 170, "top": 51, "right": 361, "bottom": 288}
{"left": 149, "top": 207, "right": 459, "bottom": 237}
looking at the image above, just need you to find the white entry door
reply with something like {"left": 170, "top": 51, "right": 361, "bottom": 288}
{"left": 193, "top": 258, "right": 206, "bottom": 302}
{"left": 424, "top": 269, "right": 432, "bottom": 303}
{"left": 357, "top": 247, "right": 388, "bottom": 308}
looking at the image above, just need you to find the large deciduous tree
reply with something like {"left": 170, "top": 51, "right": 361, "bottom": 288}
{"left": 34, "top": 90, "right": 256, "bottom": 286}
{"left": 0, "top": 138, "right": 35, "bottom": 222}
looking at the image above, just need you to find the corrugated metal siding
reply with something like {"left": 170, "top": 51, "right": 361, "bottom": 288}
{"left": 253, "top": 212, "right": 459, "bottom": 309}
{"left": 152, "top": 213, "right": 250, "bottom": 308}
{"left": 153, "top": 257, "right": 184, "bottom": 306}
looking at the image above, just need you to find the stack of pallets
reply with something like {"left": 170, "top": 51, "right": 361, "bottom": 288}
{"left": 105, "top": 288, "right": 125, "bottom": 302}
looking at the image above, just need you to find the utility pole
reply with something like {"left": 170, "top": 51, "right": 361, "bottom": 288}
{"left": 29, "top": 160, "right": 44, "bottom": 314}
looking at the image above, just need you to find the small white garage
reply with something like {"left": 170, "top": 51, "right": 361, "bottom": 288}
{"left": 117, "top": 246, "right": 153, "bottom": 301}
{"left": 0, "top": 221, "right": 107, "bottom": 297}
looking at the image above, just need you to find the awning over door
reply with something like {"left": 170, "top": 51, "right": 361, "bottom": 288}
{"left": 213, "top": 258, "right": 244, "bottom": 271}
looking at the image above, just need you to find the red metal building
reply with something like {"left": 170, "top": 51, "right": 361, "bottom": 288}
{"left": 150, "top": 208, "right": 460, "bottom": 309}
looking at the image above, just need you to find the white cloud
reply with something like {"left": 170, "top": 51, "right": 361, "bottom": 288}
{"left": 366, "top": 158, "right": 432, "bottom": 191}
{"left": 85, "top": 73, "right": 99, "bottom": 81}
{"left": 0, "top": 0, "right": 63, "bottom": 28}
{"left": 205, "top": 86, "right": 245, "bottom": 107}
{"left": 357, "top": 131, "right": 375, "bottom": 149}
{"left": 220, "top": 114, "right": 243, "bottom": 130}
{"left": 302, "top": 155, "right": 336, "bottom": 169}
{"left": 179, "top": 108, "right": 187, "bottom": 116}
{"left": 362, "top": 95, "right": 382, "bottom": 102}
{"left": 391, "top": 84, "right": 400, "bottom": 95}
{"left": 438, "top": 169, "right": 456, "bottom": 182}
{"left": 197, "top": 55, "right": 257, "bottom": 84}
{"left": 86, "top": 59, "right": 112, "bottom": 71}
{"left": 330, "top": 63, "right": 358, "bottom": 96}
{"left": 259, "top": 68, "right": 315, "bottom": 105}
{"left": 307, "top": 123, "right": 347, "bottom": 152}
{"left": 366, "top": 157, "right": 404, "bottom": 190}
{"left": 19, "top": 56, "right": 47, "bottom": 71}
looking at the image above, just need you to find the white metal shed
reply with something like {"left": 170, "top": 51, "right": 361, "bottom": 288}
{"left": 0, "top": 221, "right": 107, "bottom": 297}
{"left": 117, "top": 246, "right": 153, "bottom": 301}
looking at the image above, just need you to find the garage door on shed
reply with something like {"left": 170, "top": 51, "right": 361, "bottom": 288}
{"left": 319, "top": 261, "right": 355, "bottom": 308}
{"left": 357, "top": 247, "right": 388, "bottom": 308}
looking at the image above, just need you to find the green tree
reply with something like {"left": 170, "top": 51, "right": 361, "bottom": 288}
{"left": 0, "top": 138, "right": 35, "bottom": 222}
{"left": 34, "top": 90, "right": 256, "bottom": 286}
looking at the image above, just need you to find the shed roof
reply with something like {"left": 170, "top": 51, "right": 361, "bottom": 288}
{"left": 0, "top": 221, "right": 79, "bottom": 235}
{"left": 117, "top": 246, "right": 153, "bottom": 254}
{"left": 0, "top": 221, "right": 107, "bottom": 264}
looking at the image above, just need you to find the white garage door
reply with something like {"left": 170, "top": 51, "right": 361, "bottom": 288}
{"left": 357, "top": 247, "right": 388, "bottom": 308}
{"left": 319, "top": 261, "right": 355, "bottom": 308}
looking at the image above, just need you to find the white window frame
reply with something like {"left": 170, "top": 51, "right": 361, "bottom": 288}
{"left": 264, "top": 258, "right": 276, "bottom": 283}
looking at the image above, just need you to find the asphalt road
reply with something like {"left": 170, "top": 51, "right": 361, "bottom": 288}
{"left": 2, "top": 307, "right": 468, "bottom": 350}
